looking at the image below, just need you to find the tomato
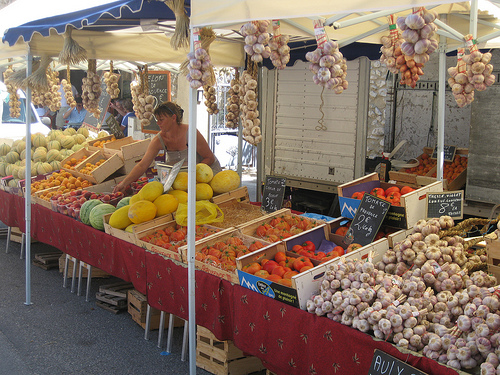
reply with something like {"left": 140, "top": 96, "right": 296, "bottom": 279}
{"left": 266, "top": 274, "right": 283, "bottom": 282}
{"left": 170, "top": 230, "right": 186, "bottom": 242}
{"left": 254, "top": 269, "right": 270, "bottom": 278}
{"left": 297, "top": 218, "right": 313, "bottom": 231}
{"left": 299, "top": 265, "right": 314, "bottom": 273}
{"left": 263, "top": 260, "right": 279, "bottom": 274}
{"left": 302, "top": 240, "right": 316, "bottom": 252}
{"left": 227, "top": 237, "right": 244, "bottom": 246}
{"left": 384, "top": 186, "right": 400, "bottom": 195}
{"left": 271, "top": 266, "right": 287, "bottom": 277}
{"left": 293, "top": 258, "right": 305, "bottom": 272}
{"left": 351, "top": 191, "right": 365, "bottom": 200}
{"left": 283, "top": 270, "right": 298, "bottom": 279}
{"left": 195, "top": 252, "right": 206, "bottom": 261}
{"left": 315, "top": 251, "right": 326, "bottom": 260}
{"left": 208, "top": 248, "right": 222, "bottom": 258}
{"left": 370, "top": 187, "right": 385, "bottom": 197}
{"left": 332, "top": 246, "right": 345, "bottom": 256}
{"left": 248, "top": 241, "right": 264, "bottom": 252}
{"left": 346, "top": 243, "right": 362, "bottom": 253}
{"left": 334, "top": 226, "right": 349, "bottom": 236}
{"left": 274, "top": 251, "right": 287, "bottom": 263}
{"left": 277, "top": 278, "right": 293, "bottom": 287}
{"left": 400, "top": 186, "right": 415, "bottom": 195}
{"left": 256, "top": 224, "right": 269, "bottom": 237}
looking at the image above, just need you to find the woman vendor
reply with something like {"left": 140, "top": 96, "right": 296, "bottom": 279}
{"left": 113, "top": 101, "right": 222, "bottom": 194}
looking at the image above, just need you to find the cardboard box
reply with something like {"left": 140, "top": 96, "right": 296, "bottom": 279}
{"left": 337, "top": 172, "right": 443, "bottom": 229}
{"left": 127, "top": 289, "right": 184, "bottom": 330}
{"left": 388, "top": 147, "right": 468, "bottom": 191}
{"left": 179, "top": 228, "right": 268, "bottom": 284}
{"left": 196, "top": 325, "right": 265, "bottom": 375}
{"left": 66, "top": 149, "right": 124, "bottom": 184}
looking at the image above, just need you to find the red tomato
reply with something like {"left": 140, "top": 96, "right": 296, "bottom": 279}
{"left": 334, "top": 226, "right": 349, "bottom": 236}
{"left": 401, "top": 186, "right": 415, "bottom": 195}
{"left": 370, "top": 187, "right": 385, "bottom": 197}
{"left": 302, "top": 240, "right": 316, "bottom": 252}
{"left": 292, "top": 244, "right": 304, "bottom": 253}
{"left": 384, "top": 186, "right": 400, "bottom": 195}
{"left": 351, "top": 191, "right": 365, "bottom": 200}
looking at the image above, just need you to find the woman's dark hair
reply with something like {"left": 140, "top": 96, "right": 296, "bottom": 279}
{"left": 153, "top": 101, "right": 184, "bottom": 124}
{"left": 122, "top": 98, "right": 134, "bottom": 112}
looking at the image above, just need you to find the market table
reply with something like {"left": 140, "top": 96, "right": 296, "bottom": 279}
{"left": 0, "top": 189, "right": 460, "bottom": 374}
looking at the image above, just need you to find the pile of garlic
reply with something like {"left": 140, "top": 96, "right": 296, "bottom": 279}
{"left": 203, "top": 85, "right": 219, "bottom": 115}
{"left": 130, "top": 81, "right": 155, "bottom": 129}
{"left": 186, "top": 48, "right": 213, "bottom": 89}
{"left": 225, "top": 77, "right": 241, "bottom": 129}
{"left": 3, "top": 68, "right": 21, "bottom": 118}
{"left": 397, "top": 8, "right": 438, "bottom": 65}
{"left": 82, "top": 61, "right": 101, "bottom": 118}
{"left": 448, "top": 54, "right": 474, "bottom": 108}
{"left": 61, "top": 78, "right": 76, "bottom": 108}
{"left": 104, "top": 71, "right": 120, "bottom": 99}
{"left": 239, "top": 70, "right": 261, "bottom": 145}
{"left": 305, "top": 40, "right": 348, "bottom": 93}
{"left": 464, "top": 51, "right": 495, "bottom": 92}
{"left": 241, "top": 20, "right": 271, "bottom": 63}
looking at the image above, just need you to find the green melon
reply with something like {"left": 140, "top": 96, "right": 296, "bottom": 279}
{"left": 63, "top": 127, "right": 77, "bottom": 136}
{"left": 5, "top": 151, "right": 20, "bottom": 164}
{"left": 32, "top": 148, "right": 47, "bottom": 163}
{"left": 15, "top": 140, "right": 26, "bottom": 154}
{"left": 49, "top": 160, "right": 61, "bottom": 171}
{"left": 0, "top": 143, "right": 11, "bottom": 156}
{"left": 60, "top": 136, "right": 75, "bottom": 149}
{"left": 89, "top": 203, "right": 116, "bottom": 230}
{"left": 80, "top": 199, "right": 104, "bottom": 225}
{"left": 46, "top": 149, "right": 60, "bottom": 163}
{"left": 0, "top": 162, "right": 6, "bottom": 177}
{"left": 71, "top": 144, "right": 84, "bottom": 152}
{"left": 77, "top": 127, "right": 89, "bottom": 138}
{"left": 37, "top": 162, "right": 52, "bottom": 175}
{"left": 17, "top": 166, "right": 27, "bottom": 180}
{"left": 47, "top": 140, "right": 61, "bottom": 151}
{"left": 73, "top": 134, "right": 86, "bottom": 145}
{"left": 5, "top": 164, "right": 17, "bottom": 177}
{"left": 48, "top": 129, "right": 63, "bottom": 141}
{"left": 32, "top": 133, "right": 47, "bottom": 148}
{"left": 116, "top": 196, "right": 131, "bottom": 209}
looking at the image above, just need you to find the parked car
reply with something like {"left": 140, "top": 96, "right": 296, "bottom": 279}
{"left": 0, "top": 81, "right": 50, "bottom": 143}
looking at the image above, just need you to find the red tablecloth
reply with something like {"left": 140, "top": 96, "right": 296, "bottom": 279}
{"left": 0, "top": 189, "right": 459, "bottom": 375}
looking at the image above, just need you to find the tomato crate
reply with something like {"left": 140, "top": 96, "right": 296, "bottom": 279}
{"left": 196, "top": 325, "right": 265, "bottom": 375}
{"left": 388, "top": 147, "right": 468, "bottom": 191}
{"left": 68, "top": 149, "right": 124, "bottom": 184}
{"left": 134, "top": 218, "right": 223, "bottom": 262}
{"left": 337, "top": 172, "right": 443, "bottom": 229}
{"left": 180, "top": 228, "right": 270, "bottom": 284}
{"left": 104, "top": 136, "right": 151, "bottom": 174}
{"left": 127, "top": 289, "right": 184, "bottom": 330}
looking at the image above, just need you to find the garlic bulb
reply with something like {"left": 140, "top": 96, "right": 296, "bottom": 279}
{"left": 306, "top": 40, "right": 348, "bottom": 92}
{"left": 186, "top": 48, "right": 213, "bottom": 89}
{"left": 203, "top": 85, "right": 219, "bottom": 115}
{"left": 82, "top": 59, "right": 101, "bottom": 119}
{"left": 239, "top": 69, "right": 261, "bottom": 146}
{"left": 104, "top": 69, "right": 120, "bottom": 99}
{"left": 241, "top": 20, "right": 271, "bottom": 63}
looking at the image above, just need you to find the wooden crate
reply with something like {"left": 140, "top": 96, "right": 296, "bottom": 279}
{"left": 9, "top": 227, "right": 37, "bottom": 243}
{"left": 86, "top": 134, "right": 117, "bottom": 151}
{"left": 32, "top": 251, "right": 62, "bottom": 270}
{"left": 58, "top": 255, "right": 109, "bottom": 278}
{"left": 211, "top": 186, "right": 250, "bottom": 205}
{"left": 66, "top": 149, "right": 124, "bottom": 184}
{"left": 127, "top": 289, "right": 184, "bottom": 330}
{"left": 388, "top": 147, "right": 468, "bottom": 191}
{"left": 196, "top": 325, "right": 265, "bottom": 375}
{"left": 487, "top": 238, "right": 500, "bottom": 281}
{"left": 103, "top": 137, "right": 151, "bottom": 174}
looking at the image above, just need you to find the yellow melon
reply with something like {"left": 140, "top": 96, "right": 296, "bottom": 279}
{"left": 109, "top": 205, "right": 133, "bottom": 229}
{"left": 32, "top": 133, "right": 47, "bottom": 148}
{"left": 128, "top": 200, "right": 157, "bottom": 224}
{"left": 196, "top": 183, "right": 213, "bottom": 200}
{"left": 153, "top": 194, "right": 179, "bottom": 217}
{"left": 169, "top": 189, "right": 188, "bottom": 204}
{"left": 172, "top": 171, "right": 188, "bottom": 191}
{"left": 124, "top": 224, "right": 135, "bottom": 233}
{"left": 210, "top": 170, "right": 241, "bottom": 195}
{"left": 196, "top": 163, "right": 213, "bottom": 183}
{"left": 139, "top": 180, "right": 164, "bottom": 202}
{"left": 129, "top": 192, "right": 143, "bottom": 205}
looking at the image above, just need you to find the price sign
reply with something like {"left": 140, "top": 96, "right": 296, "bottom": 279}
{"left": 142, "top": 71, "right": 171, "bottom": 134}
{"left": 431, "top": 144, "right": 456, "bottom": 162}
{"left": 368, "top": 349, "right": 428, "bottom": 375}
{"left": 426, "top": 191, "right": 463, "bottom": 219}
{"left": 262, "top": 176, "right": 286, "bottom": 213}
{"left": 344, "top": 193, "right": 391, "bottom": 247}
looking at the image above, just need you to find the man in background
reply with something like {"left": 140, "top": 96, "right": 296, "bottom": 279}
{"left": 63, "top": 97, "right": 87, "bottom": 129}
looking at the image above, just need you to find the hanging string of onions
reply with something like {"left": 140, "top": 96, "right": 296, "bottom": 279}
{"left": 58, "top": 25, "right": 87, "bottom": 65}
{"left": 164, "top": 0, "right": 190, "bottom": 50}
{"left": 61, "top": 65, "right": 76, "bottom": 108}
{"left": 82, "top": 59, "right": 101, "bottom": 118}
{"left": 3, "top": 62, "right": 21, "bottom": 118}
{"left": 104, "top": 61, "right": 120, "bottom": 99}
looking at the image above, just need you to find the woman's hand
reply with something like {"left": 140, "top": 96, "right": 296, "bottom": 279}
{"left": 113, "top": 181, "right": 128, "bottom": 195}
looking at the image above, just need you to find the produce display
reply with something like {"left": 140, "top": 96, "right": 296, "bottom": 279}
{"left": 195, "top": 236, "right": 266, "bottom": 271}
{"left": 402, "top": 153, "right": 468, "bottom": 185}
{"left": 349, "top": 185, "right": 415, "bottom": 206}
{"left": 253, "top": 215, "right": 319, "bottom": 242}
{"left": 139, "top": 224, "right": 220, "bottom": 253}
{"left": 88, "top": 135, "right": 117, "bottom": 148}
{"left": 51, "top": 189, "right": 124, "bottom": 219}
{"left": 307, "top": 215, "right": 500, "bottom": 372}
{"left": 78, "top": 159, "right": 106, "bottom": 175}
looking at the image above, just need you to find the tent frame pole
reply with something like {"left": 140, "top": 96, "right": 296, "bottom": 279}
{"left": 25, "top": 46, "right": 33, "bottom": 306}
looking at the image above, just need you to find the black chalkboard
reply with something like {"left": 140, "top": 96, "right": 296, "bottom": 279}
{"left": 82, "top": 72, "right": 114, "bottom": 130}
{"left": 369, "top": 349, "right": 427, "bottom": 375}
{"left": 262, "top": 176, "right": 287, "bottom": 213}
{"left": 142, "top": 71, "right": 171, "bottom": 134}
{"left": 426, "top": 191, "right": 463, "bottom": 219}
{"left": 431, "top": 144, "right": 456, "bottom": 162}
{"left": 345, "top": 193, "right": 391, "bottom": 246}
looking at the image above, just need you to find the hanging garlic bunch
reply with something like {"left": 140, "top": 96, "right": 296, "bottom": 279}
{"left": 448, "top": 49, "right": 474, "bottom": 108}
{"left": 131, "top": 67, "right": 155, "bottom": 128}
{"left": 379, "top": 35, "right": 399, "bottom": 74}
{"left": 82, "top": 59, "right": 101, "bottom": 118}
{"left": 268, "top": 21, "right": 290, "bottom": 69}
{"left": 186, "top": 48, "right": 213, "bottom": 89}
{"left": 305, "top": 40, "right": 348, "bottom": 93}
{"left": 30, "top": 64, "right": 61, "bottom": 113}
{"left": 463, "top": 48, "right": 495, "bottom": 92}
{"left": 203, "top": 85, "right": 218, "bottom": 115}
{"left": 61, "top": 66, "right": 76, "bottom": 109}
{"left": 241, "top": 20, "right": 272, "bottom": 63}
{"left": 3, "top": 67, "right": 21, "bottom": 118}
{"left": 397, "top": 8, "right": 439, "bottom": 65}
{"left": 225, "top": 75, "right": 241, "bottom": 129}
{"left": 239, "top": 69, "right": 261, "bottom": 146}
{"left": 394, "top": 40, "right": 424, "bottom": 88}
{"left": 104, "top": 61, "right": 120, "bottom": 99}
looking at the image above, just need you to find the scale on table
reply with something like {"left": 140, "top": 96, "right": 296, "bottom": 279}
{"left": 155, "top": 158, "right": 188, "bottom": 192}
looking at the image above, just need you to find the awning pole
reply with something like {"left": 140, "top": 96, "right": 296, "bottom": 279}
{"left": 187, "top": 28, "right": 197, "bottom": 375}
{"left": 25, "top": 47, "right": 32, "bottom": 306}
{"left": 437, "top": 19, "right": 447, "bottom": 182}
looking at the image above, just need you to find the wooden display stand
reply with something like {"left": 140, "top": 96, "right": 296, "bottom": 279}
{"left": 127, "top": 289, "right": 183, "bottom": 330}
{"left": 196, "top": 325, "right": 265, "bottom": 375}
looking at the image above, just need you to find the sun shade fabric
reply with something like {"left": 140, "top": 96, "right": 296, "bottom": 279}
{"left": 2, "top": 0, "right": 183, "bottom": 46}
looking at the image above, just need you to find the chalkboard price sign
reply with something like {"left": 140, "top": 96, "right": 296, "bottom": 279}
{"left": 369, "top": 349, "right": 427, "bottom": 375}
{"left": 345, "top": 194, "right": 391, "bottom": 247}
{"left": 142, "top": 71, "right": 171, "bottom": 134}
{"left": 427, "top": 191, "right": 463, "bottom": 219}
{"left": 431, "top": 144, "right": 456, "bottom": 162}
{"left": 262, "top": 176, "right": 287, "bottom": 213}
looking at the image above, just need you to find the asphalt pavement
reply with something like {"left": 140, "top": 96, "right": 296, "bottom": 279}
{"left": 0, "top": 224, "right": 265, "bottom": 375}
